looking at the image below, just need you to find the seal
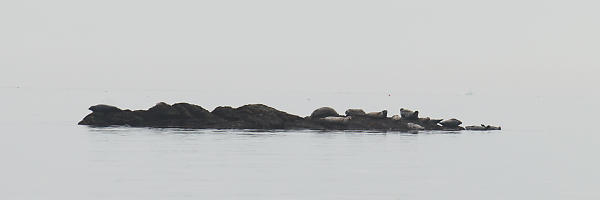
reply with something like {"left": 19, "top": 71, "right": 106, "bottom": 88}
{"left": 400, "top": 108, "right": 419, "bottom": 120}
{"left": 439, "top": 118, "right": 462, "bottom": 127}
{"left": 345, "top": 109, "right": 366, "bottom": 117}
{"left": 310, "top": 107, "right": 340, "bottom": 119}
{"left": 366, "top": 110, "right": 387, "bottom": 119}
{"left": 407, "top": 122, "right": 425, "bottom": 130}
{"left": 465, "top": 125, "right": 487, "bottom": 130}
{"left": 391, "top": 115, "right": 401, "bottom": 120}
{"left": 321, "top": 116, "right": 352, "bottom": 123}
{"left": 466, "top": 124, "right": 501, "bottom": 130}
{"left": 89, "top": 104, "right": 122, "bottom": 113}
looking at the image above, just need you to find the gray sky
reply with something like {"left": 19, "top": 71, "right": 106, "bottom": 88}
{"left": 1, "top": 0, "right": 599, "bottom": 96}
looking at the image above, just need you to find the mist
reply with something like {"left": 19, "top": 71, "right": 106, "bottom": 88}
{"left": 2, "top": 0, "right": 599, "bottom": 97}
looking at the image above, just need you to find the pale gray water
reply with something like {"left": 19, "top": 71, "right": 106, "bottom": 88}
{"left": 1, "top": 87, "right": 599, "bottom": 199}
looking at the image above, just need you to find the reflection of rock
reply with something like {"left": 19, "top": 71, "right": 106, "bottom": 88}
{"left": 310, "top": 107, "right": 340, "bottom": 119}
{"left": 78, "top": 102, "right": 496, "bottom": 132}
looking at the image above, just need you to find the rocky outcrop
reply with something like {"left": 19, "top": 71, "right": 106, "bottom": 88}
{"left": 79, "top": 102, "right": 498, "bottom": 132}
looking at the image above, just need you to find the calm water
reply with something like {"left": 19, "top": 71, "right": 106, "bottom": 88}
{"left": 1, "top": 87, "right": 599, "bottom": 199}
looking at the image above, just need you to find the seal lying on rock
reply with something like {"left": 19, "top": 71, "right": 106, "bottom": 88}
{"left": 439, "top": 118, "right": 462, "bottom": 127}
{"left": 366, "top": 110, "right": 387, "bottom": 119}
{"left": 321, "top": 116, "right": 352, "bottom": 123}
{"left": 466, "top": 124, "right": 501, "bottom": 130}
{"left": 400, "top": 108, "right": 419, "bottom": 120}
{"left": 391, "top": 115, "right": 401, "bottom": 120}
{"left": 310, "top": 107, "right": 340, "bottom": 119}
{"left": 407, "top": 122, "right": 425, "bottom": 130}
{"left": 89, "top": 104, "right": 122, "bottom": 113}
{"left": 345, "top": 109, "right": 366, "bottom": 117}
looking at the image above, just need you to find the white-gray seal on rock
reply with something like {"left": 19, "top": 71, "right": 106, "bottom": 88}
{"left": 366, "top": 110, "right": 387, "bottom": 119}
{"left": 321, "top": 116, "right": 352, "bottom": 123}
{"left": 407, "top": 122, "right": 425, "bottom": 130}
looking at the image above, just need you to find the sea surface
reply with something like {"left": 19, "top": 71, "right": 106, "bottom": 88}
{"left": 1, "top": 87, "right": 599, "bottom": 200}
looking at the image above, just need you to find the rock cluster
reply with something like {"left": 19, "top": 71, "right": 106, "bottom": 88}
{"left": 79, "top": 102, "right": 500, "bottom": 131}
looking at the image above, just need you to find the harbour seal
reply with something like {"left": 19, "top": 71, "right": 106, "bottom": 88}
{"left": 400, "top": 108, "right": 419, "bottom": 120}
{"left": 391, "top": 115, "right": 401, "bottom": 120}
{"left": 439, "top": 118, "right": 462, "bottom": 127}
{"left": 345, "top": 109, "right": 366, "bottom": 117}
{"left": 407, "top": 122, "right": 425, "bottom": 130}
{"left": 321, "top": 116, "right": 352, "bottom": 123}
{"left": 89, "top": 104, "right": 122, "bottom": 113}
{"left": 310, "top": 107, "right": 340, "bottom": 119}
{"left": 366, "top": 110, "right": 387, "bottom": 119}
{"left": 466, "top": 124, "right": 501, "bottom": 130}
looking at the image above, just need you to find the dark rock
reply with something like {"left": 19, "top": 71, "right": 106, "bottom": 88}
{"left": 212, "top": 106, "right": 239, "bottom": 121}
{"left": 310, "top": 107, "right": 340, "bottom": 119}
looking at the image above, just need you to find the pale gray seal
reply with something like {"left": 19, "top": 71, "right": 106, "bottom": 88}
{"left": 439, "top": 118, "right": 462, "bottom": 127}
{"left": 466, "top": 124, "right": 501, "bottom": 130}
{"left": 407, "top": 122, "right": 425, "bottom": 130}
{"left": 89, "top": 104, "right": 122, "bottom": 113}
{"left": 400, "top": 108, "right": 419, "bottom": 120}
{"left": 391, "top": 115, "right": 401, "bottom": 120}
{"left": 321, "top": 116, "right": 352, "bottom": 123}
{"left": 310, "top": 107, "right": 340, "bottom": 119}
{"left": 345, "top": 109, "right": 366, "bottom": 117}
{"left": 366, "top": 110, "right": 387, "bottom": 119}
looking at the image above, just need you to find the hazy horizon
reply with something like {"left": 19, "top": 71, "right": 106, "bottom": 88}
{"left": 2, "top": 0, "right": 599, "bottom": 97}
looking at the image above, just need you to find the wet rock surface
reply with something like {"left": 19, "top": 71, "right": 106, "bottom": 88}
{"left": 79, "top": 102, "right": 498, "bottom": 132}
